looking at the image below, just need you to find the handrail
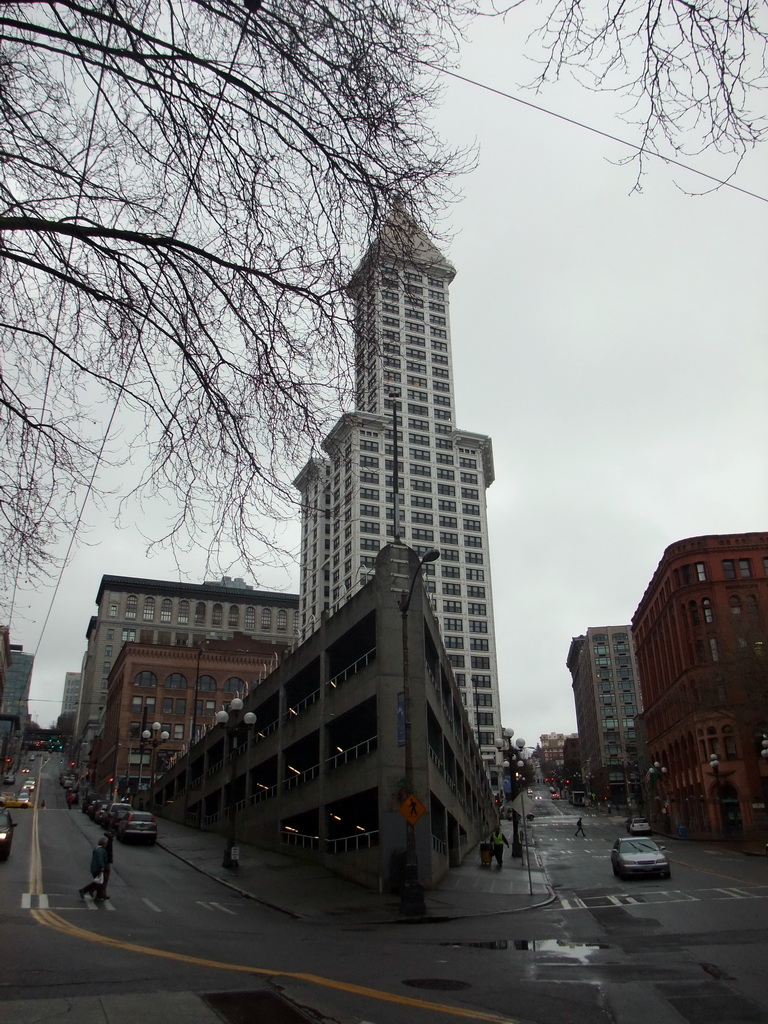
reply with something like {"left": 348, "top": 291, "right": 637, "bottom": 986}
{"left": 327, "top": 647, "right": 377, "bottom": 690}
{"left": 326, "top": 735, "right": 377, "bottom": 770}
{"left": 326, "top": 829, "right": 379, "bottom": 853}
{"left": 283, "top": 763, "right": 320, "bottom": 790}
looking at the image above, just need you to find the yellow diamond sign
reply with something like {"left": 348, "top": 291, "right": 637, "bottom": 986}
{"left": 399, "top": 794, "right": 426, "bottom": 825}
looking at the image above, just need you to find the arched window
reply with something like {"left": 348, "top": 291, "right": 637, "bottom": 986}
{"left": 134, "top": 671, "right": 157, "bottom": 687}
{"left": 142, "top": 597, "right": 155, "bottom": 620}
{"left": 730, "top": 596, "right": 742, "bottom": 616}
{"left": 165, "top": 672, "right": 187, "bottom": 689}
{"left": 747, "top": 594, "right": 760, "bottom": 623}
{"left": 212, "top": 603, "right": 223, "bottom": 626}
{"left": 195, "top": 602, "right": 207, "bottom": 625}
{"left": 125, "top": 594, "right": 138, "bottom": 619}
{"left": 160, "top": 598, "right": 173, "bottom": 623}
{"left": 702, "top": 598, "right": 714, "bottom": 623}
{"left": 244, "top": 606, "right": 256, "bottom": 630}
{"left": 197, "top": 675, "right": 216, "bottom": 691}
{"left": 178, "top": 600, "right": 189, "bottom": 624}
{"left": 224, "top": 677, "right": 245, "bottom": 694}
{"left": 277, "top": 609, "right": 288, "bottom": 631}
{"left": 228, "top": 604, "right": 239, "bottom": 628}
{"left": 261, "top": 607, "right": 272, "bottom": 630}
{"left": 689, "top": 600, "right": 700, "bottom": 625}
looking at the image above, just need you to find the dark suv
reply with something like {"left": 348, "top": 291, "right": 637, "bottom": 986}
{"left": 0, "top": 809, "right": 18, "bottom": 860}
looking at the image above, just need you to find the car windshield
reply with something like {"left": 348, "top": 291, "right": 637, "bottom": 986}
{"left": 621, "top": 839, "right": 660, "bottom": 853}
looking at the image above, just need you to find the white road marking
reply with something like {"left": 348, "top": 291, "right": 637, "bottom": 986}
{"left": 142, "top": 897, "right": 162, "bottom": 912}
{"left": 209, "top": 902, "right": 238, "bottom": 915}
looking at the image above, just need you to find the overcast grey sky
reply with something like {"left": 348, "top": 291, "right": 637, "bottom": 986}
{"left": 16, "top": 11, "right": 767, "bottom": 750}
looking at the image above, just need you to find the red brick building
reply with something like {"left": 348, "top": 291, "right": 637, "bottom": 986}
{"left": 95, "top": 634, "right": 288, "bottom": 797}
{"left": 632, "top": 533, "right": 768, "bottom": 836}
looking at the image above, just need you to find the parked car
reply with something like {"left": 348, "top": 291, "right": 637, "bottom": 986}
{"left": 3, "top": 774, "right": 15, "bottom": 785}
{"left": 611, "top": 837, "right": 670, "bottom": 880}
{"left": 81, "top": 795, "right": 97, "bottom": 815}
{"left": 626, "top": 816, "right": 652, "bottom": 836}
{"left": 116, "top": 810, "right": 157, "bottom": 845}
{"left": 87, "top": 799, "right": 109, "bottom": 821}
{"left": 103, "top": 802, "right": 132, "bottom": 829}
{"left": 0, "top": 809, "right": 17, "bottom": 860}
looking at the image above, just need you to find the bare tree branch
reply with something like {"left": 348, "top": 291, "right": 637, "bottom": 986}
{"left": 0, "top": 0, "right": 480, "bottom": 607}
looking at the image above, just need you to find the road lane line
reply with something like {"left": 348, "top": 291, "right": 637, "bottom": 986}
{"left": 31, "top": 907, "right": 521, "bottom": 1023}
{"left": 210, "top": 902, "right": 238, "bottom": 915}
{"left": 142, "top": 898, "right": 162, "bottom": 912}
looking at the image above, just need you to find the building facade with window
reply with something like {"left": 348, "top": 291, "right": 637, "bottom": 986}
{"left": 632, "top": 533, "right": 768, "bottom": 836}
{"left": 75, "top": 575, "right": 299, "bottom": 773}
{"left": 93, "top": 634, "right": 288, "bottom": 797}
{"left": 567, "top": 626, "right": 642, "bottom": 810}
{"left": 61, "top": 671, "right": 80, "bottom": 716}
{"left": 294, "top": 211, "right": 502, "bottom": 762}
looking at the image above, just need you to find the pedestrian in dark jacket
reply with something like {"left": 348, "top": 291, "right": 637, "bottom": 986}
{"left": 100, "top": 831, "right": 115, "bottom": 899}
{"left": 79, "top": 836, "right": 109, "bottom": 900}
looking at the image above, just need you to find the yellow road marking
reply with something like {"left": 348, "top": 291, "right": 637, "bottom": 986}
{"left": 32, "top": 907, "right": 516, "bottom": 1022}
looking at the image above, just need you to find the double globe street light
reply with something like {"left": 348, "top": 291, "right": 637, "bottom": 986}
{"left": 500, "top": 727, "right": 526, "bottom": 858}
{"left": 141, "top": 721, "right": 170, "bottom": 798}
{"left": 216, "top": 697, "right": 257, "bottom": 870}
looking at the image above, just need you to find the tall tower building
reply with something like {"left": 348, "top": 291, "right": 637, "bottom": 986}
{"left": 567, "top": 626, "right": 642, "bottom": 809}
{"left": 295, "top": 211, "right": 502, "bottom": 756}
{"left": 61, "top": 672, "right": 81, "bottom": 716}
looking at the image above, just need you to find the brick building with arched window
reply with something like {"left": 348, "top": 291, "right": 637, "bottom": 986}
{"left": 632, "top": 533, "right": 768, "bottom": 837}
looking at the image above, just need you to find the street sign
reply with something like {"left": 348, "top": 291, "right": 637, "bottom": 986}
{"left": 230, "top": 846, "right": 240, "bottom": 862}
{"left": 399, "top": 794, "right": 426, "bottom": 825}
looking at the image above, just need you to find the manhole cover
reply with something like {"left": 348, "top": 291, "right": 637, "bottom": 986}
{"left": 403, "top": 978, "right": 471, "bottom": 991}
{"left": 202, "top": 990, "right": 313, "bottom": 1023}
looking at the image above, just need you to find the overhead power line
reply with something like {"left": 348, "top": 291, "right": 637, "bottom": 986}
{"left": 431, "top": 65, "right": 768, "bottom": 205}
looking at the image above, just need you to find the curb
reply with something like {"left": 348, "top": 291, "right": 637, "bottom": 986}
{"left": 156, "top": 839, "right": 303, "bottom": 919}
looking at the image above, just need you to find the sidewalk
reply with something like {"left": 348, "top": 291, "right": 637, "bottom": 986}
{"left": 154, "top": 816, "right": 555, "bottom": 924}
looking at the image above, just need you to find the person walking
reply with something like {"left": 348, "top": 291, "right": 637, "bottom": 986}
{"left": 79, "top": 836, "right": 109, "bottom": 900}
{"left": 489, "top": 825, "right": 510, "bottom": 868}
{"left": 100, "top": 831, "right": 115, "bottom": 899}
{"left": 575, "top": 817, "right": 586, "bottom": 837}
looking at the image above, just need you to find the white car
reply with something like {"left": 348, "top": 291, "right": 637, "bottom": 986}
{"left": 612, "top": 837, "right": 670, "bottom": 880}
{"left": 626, "top": 816, "right": 651, "bottom": 836}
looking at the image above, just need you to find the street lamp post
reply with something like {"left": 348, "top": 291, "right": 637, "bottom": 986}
{"left": 398, "top": 546, "right": 440, "bottom": 917}
{"left": 216, "top": 697, "right": 257, "bottom": 871}
{"left": 709, "top": 753, "right": 724, "bottom": 833}
{"left": 653, "top": 761, "right": 669, "bottom": 831}
{"left": 502, "top": 728, "right": 526, "bottom": 858}
{"left": 142, "top": 722, "right": 169, "bottom": 805}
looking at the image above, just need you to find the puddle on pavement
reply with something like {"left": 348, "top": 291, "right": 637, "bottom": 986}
{"left": 443, "top": 939, "right": 610, "bottom": 961}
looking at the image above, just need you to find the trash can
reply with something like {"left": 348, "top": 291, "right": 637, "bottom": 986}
{"left": 480, "top": 842, "right": 492, "bottom": 867}
{"left": 677, "top": 824, "right": 687, "bottom": 839}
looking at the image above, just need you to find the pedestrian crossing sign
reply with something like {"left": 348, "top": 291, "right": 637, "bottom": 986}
{"left": 399, "top": 794, "right": 426, "bottom": 825}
